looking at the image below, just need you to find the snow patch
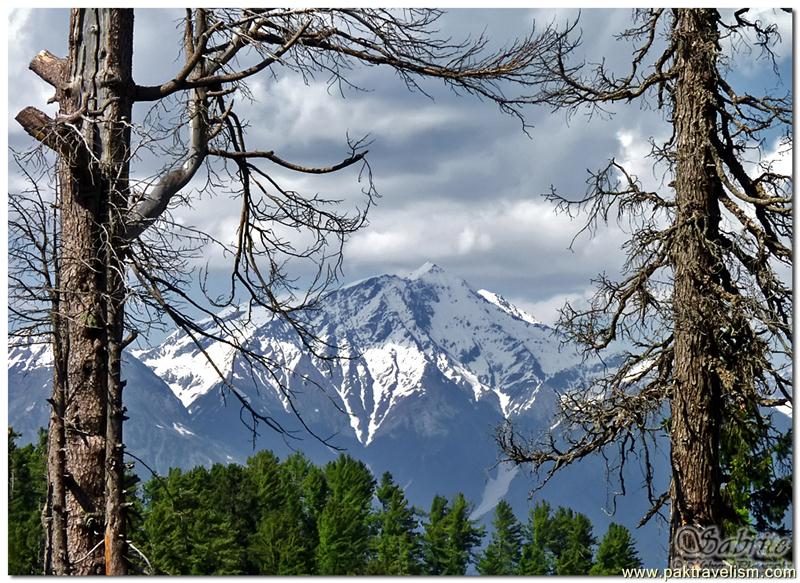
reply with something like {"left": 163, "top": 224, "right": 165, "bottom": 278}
{"left": 471, "top": 464, "right": 520, "bottom": 519}
{"left": 172, "top": 422, "right": 195, "bottom": 436}
{"left": 8, "top": 342, "right": 54, "bottom": 370}
{"left": 134, "top": 304, "right": 277, "bottom": 407}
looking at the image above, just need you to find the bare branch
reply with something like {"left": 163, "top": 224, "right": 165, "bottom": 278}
{"left": 15, "top": 107, "right": 80, "bottom": 156}
{"left": 29, "top": 50, "right": 67, "bottom": 92}
{"left": 209, "top": 147, "right": 367, "bottom": 175}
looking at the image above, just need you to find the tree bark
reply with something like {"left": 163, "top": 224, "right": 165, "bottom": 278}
{"left": 45, "top": 321, "right": 70, "bottom": 574}
{"left": 49, "top": 8, "right": 134, "bottom": 575}
{"left": 669, "top": 8, "right": 725, "bottom": 566}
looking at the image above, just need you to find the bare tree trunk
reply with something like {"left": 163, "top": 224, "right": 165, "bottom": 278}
{"left": 45, "top": 319, "right": 70, "bottom": 574}
{"left": 669, "top": 8, "right": 724, "bottom": 565}
{"left": 52, "top": 8, "right": 134, "bottom": 575}
{"left": 104, "top": 274, "right": 127, "bottom": 575}
{"left": 103, "top": 171, "right": 131, "bottom": 575}
{"left": 101, "top": 9, "right": 134, "bottom": 574}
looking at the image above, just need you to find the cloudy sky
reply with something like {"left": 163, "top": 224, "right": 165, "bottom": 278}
{"left": 7, "top": 8, "right": 792, "bottom": 332}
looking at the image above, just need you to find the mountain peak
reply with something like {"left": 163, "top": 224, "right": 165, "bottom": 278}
{"left": 407, "top": 261, "right": 445, "bottom": 280}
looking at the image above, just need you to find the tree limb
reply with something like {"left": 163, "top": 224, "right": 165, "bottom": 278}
{"left": 208, "top": 148, "right": 367, "bottom": 174}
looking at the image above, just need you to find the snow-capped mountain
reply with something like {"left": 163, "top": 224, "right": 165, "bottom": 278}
{"left": 136, "top": 262, "right": 591, "bottom": 441}
{"left": 9, "top": 263, "right": 671, "bottom": 566}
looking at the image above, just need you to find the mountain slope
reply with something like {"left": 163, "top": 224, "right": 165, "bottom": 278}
{"left": 8, "top": 342, "right": 238, "bottom": 473}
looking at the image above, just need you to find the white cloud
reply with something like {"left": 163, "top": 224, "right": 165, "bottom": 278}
{"left": 759, "top": 136, "right": 792, "bottom": 178}
{"left": 457, "top": 227, "right": 493, "bottom": 255}
{"left": 615, "top": 127, "right": 672, "bottom": 193}
{"left": 348, "top": 229, "right": 412, "bottom": 260}
{"left": 8, "top": 9, "right": 32, "bottom": 47}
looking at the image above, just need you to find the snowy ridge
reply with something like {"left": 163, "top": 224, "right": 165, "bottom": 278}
{"left": 477, "top": 289, "right": 539, "bottom": 326}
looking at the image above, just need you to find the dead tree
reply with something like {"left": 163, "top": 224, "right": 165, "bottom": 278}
{"left": 13, "top": 7, "right": 566, "bottom": 575}
{"left": 495, "top": 8, "right": 792, "bottom": 566}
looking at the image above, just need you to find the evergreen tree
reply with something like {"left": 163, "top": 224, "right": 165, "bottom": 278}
{"left": 421, "top": 493, "right": 483, "bottom": 575}
{"left": 245, "top": 450, "right": 290, "bottom": 574}
{"left": 545, "top": 506, "right": 572, "bottom": 564}
{"left": 554, "top": 510, "right": 595, "bottom": 575}
{"left": 281, "top": 451, "right": 329, "bottom": 524}
{"left": 8, "top": 428, "right": 47, "bottom": 575}
{"left": 518, "top": 501, "right": 552, "bottom": 575}
{"left": 590, "top": 523, "right": 641, "bottom": 575}
{"left": 140, "top": 469, "right": 194, "bottom": 574}
{"left": 369, "top": 472, "right": 422, "bottom": 575}
{"left": 186, "top": 465, "right": 247, "bottom": 575}
{"left": 291, "top": 453, "right": 329, "bottom": 530}
{"left": 245, "top": 450, "right": 284, "bottom": 513}
{"left": 248, "top": 452, "right": 320, "bottom": 574}
{"left": 443, "top": 493, "right": 484, "bottom": 575}
{"left": 315, "top": 455, "right": 375, "bottom": 575}
{"left": 477, "top": 500, "right": 523, "bottom": 575}
{"left": 140, "top": 467, "right": 244, "bottom": 575}
{"left": 206, "top": 462, "right": 258, "bottom": 543}
{"left": 186, "top": 514, "right": 245, "bottom": 575}
{"left": 421, "top": 495, "right": 451, "bottom": 575}
{"left": 249, "top": 507, "right": 309, "bottom": 575}
{"left": 281, "top": 452, "right": 329, "bottom": 573}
